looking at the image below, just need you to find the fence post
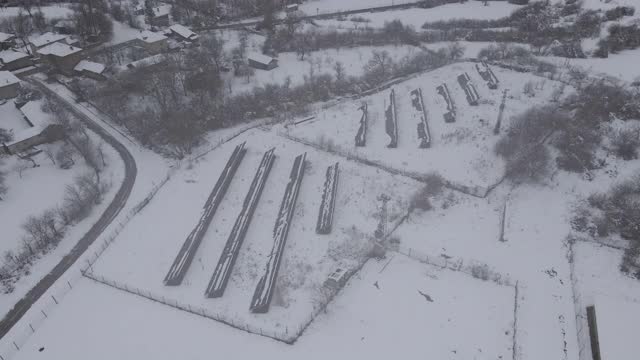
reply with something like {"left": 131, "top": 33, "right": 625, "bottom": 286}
{"left": 67, "top": 281, "right": 72, "bottom": 289}
{"left": 51, "top": 295, "right": 58, "bottom": 304}
{"left": 41, "top": 310, "right": 47, "bottom": 318}
{"left": 29, "top": 324, "right": 35, "bottom": 333}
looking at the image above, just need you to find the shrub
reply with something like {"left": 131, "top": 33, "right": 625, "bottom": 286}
{"left": 605, "top": 6, "right": 635, "bottom": 21}
{"left": 611, "top": 125, "right": 640, "bottom": 160}
{"left": 509, "top": 0, "right": 530, "bottom": 5}
{"left": 574, "top": 10, "right": 602, "bottom": 37}
{"left": 606, "top": 24, "right": 640, "bottom": 53}
{"left": 593, "top": 38, "right": 609, "bottom": 58}
{"left": 470, "top": 264, "right": 490, "bottom": 281}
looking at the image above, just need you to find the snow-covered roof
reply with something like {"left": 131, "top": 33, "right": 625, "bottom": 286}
{"left": 0, "top": 50, "right": 29, "bottom": 64}
{"left": 74, "top": 60, "right": 105, "bottom": 74}
{"left": 0, "top": 70, "right": 20, "bottom": 87}
{"left": 169, "top": 24, "right": 199, "bottom": 40}
{"left": 29, "top": 32, "right": 67, "bottom": 48}
{"left": 594, "top": 296, "right": 640, "bottom": 360}
{"left": 18, "top": 101, "right": 49, "bottom": 127}
{"left": 136, "top": 30, "right": 167, "bottom": 44}
{"left": 37, "top": 42, "right": 83, "bottom": 57}
{"left": 153, "top": 4, "right": 171, "bottom": 17}
{"left": 0, "top": 32, "right": 15, "bottom": 42}
{"left": 248, "top": 52, "right": 276, "bottom": 65}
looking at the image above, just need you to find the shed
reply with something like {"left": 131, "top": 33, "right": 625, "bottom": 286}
{"left": 0, "top": 70, "right": 20, "bottom": 100}
{"left": 168, "top": 24, "right": 199, "bottom": 42}
{"left": 3, "top": 101, "right": 64, "bottom": 154}
{"left": 74, "top": 60, "right": 106, "bottom": 80}
{"left": 247, "top": 52, "right": 278, "bottom": 71}
{"left": 150, "top": 4, "right": 171, "bottom": 27}
{"left": 0, "top": 32, "right": 16, "bottom": 50}
{"left": 0, "top": 50, "right": 32, "bottom": 71}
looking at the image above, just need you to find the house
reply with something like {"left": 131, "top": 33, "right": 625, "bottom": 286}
{"left": 135, "top": 30, "right": 169, "bottom": 54}
{"left": 150, "top": 4, "right": 171, "bottom": 27}
{"left": 53, "top": 20, "right": 76, "bottom": 35}
{"left": 587, "top": 296, "right": 640, "bottom": 360}
{"left": 74, "top": 60, "right": 106, "bottom": 80}
{"left": 0, "top": 50, "right": 33, "bottom": 71}
{"left": 37, "top": 42, "right": 83, "bottom": 75}
{"left": 285, "top": 4, "right": 299, "bottom": 12}
{"left": 168, "top": 24, "right": 199, "bottom": 42}
{"left": 247, "top": 52, "right": 278, "bottom": 70}
{"left": 0, "top": 32, "right": 16, "bottom": 50}
{"left": 0, "top": 71, "right": 20, "bottom": 100}
{"left": 29, "top": 32, "right": 68, "bottom": 54}
{"left": 2, "top": 101, "right": 64, "bottom": 154}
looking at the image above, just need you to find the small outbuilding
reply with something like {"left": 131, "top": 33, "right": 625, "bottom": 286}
{"left": 0, "top": 50, "right": 33, "bottom": 71}
{"left": 150, "top": 4, "right": 171, "bottom": 27}
{"left": 247, "top": 52, "right": 278, "bottom": 71}
{"left": 168, "top": 24, "right": 199, "bottom": 42}
{"left": 3, "top": 101, "right": 64, "bottom": 154}
{"left": 0, "top": 70, "right": 21, "bottom": 100}
{"left": 0, "top": 32, "right": 16, "bottom": 50}
{"left": 74, "top": 60, "right": 106, "bottom": 80}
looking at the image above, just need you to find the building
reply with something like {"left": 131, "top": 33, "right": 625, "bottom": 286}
{"left": 2, "top": 101, "right": 64, "bottom": 154}
{"left": 150, "top": 4, "right": 171, "bottom": 27}
{"left": 0, "top": 32, "right": 16, "bottom": 50}
{"left": 247, "top": 53, "right": 278, "bottom": 71}
{"left": 135, "top": 30, "right": 169, "bottom": 54}
{"left": 74, "top": 60, "right": 106, "bottom": 80}
{"left": 0, "top": 71, "right": 20, "bottom": 100}
{"left": 37, "top": 42, "right": 83, "bottom": 75}
{"left": 0, "top": 50, "right": 33, "bottom": 71}
{"left": 29, "top": 32, "right": 68, "bottom": 54}
{"left": 168, "top": 24, "right": 199, "bottom": 42}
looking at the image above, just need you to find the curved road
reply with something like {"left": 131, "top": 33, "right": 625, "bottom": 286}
{"left": 0, "top": 80, "right": 138, "bottom": 339}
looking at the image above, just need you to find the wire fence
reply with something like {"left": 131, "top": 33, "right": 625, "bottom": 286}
{"left": 0, "top": 173, "right": 173, "bottom": 360}
{"left": 567, "top": 241, "right": 592, "bottom": 360}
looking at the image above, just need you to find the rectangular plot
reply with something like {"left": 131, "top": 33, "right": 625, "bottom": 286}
{"left": 204, "top": 147, "right": 276, "bottom": 298}
{"left": 457, "top": 72, "right": 480, "bottom": 106}
{"left": 436, "top": 83, "right": 456, "bottom": 123}
{"left": 409, "top": 88, "right": 431, "bottom": 149}
{"left": 385, "top": 89, "right": 398, "bottom": 148}
{"left": 355, "top": 103, "right": 367, "bottom": 147}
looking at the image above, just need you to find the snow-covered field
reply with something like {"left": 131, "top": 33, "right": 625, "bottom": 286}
{"left": 0, "top": 4, "right": 72, "bottom": 21}
{"left": 281, "top": 61, "right": 563, "bottom": 189}
{"left": 9, "top": 252, "right": 516, "bottom": 360}
{"left": 87, "top": 128, "right": 420, "bottom": 338}
{"left": 315, "top": 1, "right": 520, "bottom": 29}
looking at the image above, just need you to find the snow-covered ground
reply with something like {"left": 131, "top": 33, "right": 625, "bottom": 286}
{"left": 543, "top": 48, "right": 640, "bottom": 83}
{"left": 8, "top": 252, "right": 515, "bottom": 360}
{"left": 281, "top": 61, "right": 563, "bottom": 189}
{"left": 227, "top": 44, "right": 422, "bottom": 93}
{"left": 0, "top": 132, "right": 124, "bottom": 319}
{"left": 315, "top": 1, "right": 520, "bottom": 29}
{"left": 87, "top": 128, "right": 420, "bottom": 338}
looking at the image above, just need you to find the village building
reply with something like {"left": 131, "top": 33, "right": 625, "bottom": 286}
{"left": 29, "top": 32, "right": 68, "bottom": 54}
{"left": 247, "top": 52, "right": 278, "bottom": 71}
{"left": 122, "top": 54, "right": 165, "bottom": 71}
{"left": 135, "top": 30, "right": 169, "bottom": 54}
{"left": 53, "top": 19, "right": 76, "bottom": 35}
{"left": 168, "top": 24, "right": 199, "bottom": 42}
{"left": 0, "top": 32, "right": 16, "bottom": 50}
{"left": 150, "top": 4, "right": 171, "bottom": 27}
{"left": 74, "top": 60, "right": 106, "bottom": 80}
{"left": 37, "top": 42, "right": 83, "bottom": 75}
{"left": 0, "top": 50, "right": 32, "bottom": 71}
{"left": 0, "top": 70, "right": 20, "bottom": 100}
{"left": 2, "top": 101, "right": 64, "bottom": 155}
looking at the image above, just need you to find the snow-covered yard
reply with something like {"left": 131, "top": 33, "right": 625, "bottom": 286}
{"left": 281, "top": 61, "right": 564, "bottom": 189}
{"left": 0, "top": 4, "right": 72, "bottom": 21}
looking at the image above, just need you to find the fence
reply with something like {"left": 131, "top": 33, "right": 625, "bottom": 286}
{"left": 0, "top": 173, "right": 173, "bottom": 360}
{"left": 567, "top": 240, "right": 592, "bottom": 360}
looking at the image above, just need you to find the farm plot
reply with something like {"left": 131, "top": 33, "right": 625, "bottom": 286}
{"left": 457, "top": 72, "right": 480, "bottom": 105}
{"left": 476, "top": 61, "right": 499, "bottom": 90}
{"left": 89, "top": 129, "right": 420, "bottom": 338}
{"left": 409, "top": 88, "right": 431, "bottom": 148}
{"left": 316, "top": 163, "right": 339, "bottom": 235}
{"left": 280, "top": 62, "right": 563, "bottom": 190}
{"left": 354, "top": 103, "right": 367, "bottom": 147}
